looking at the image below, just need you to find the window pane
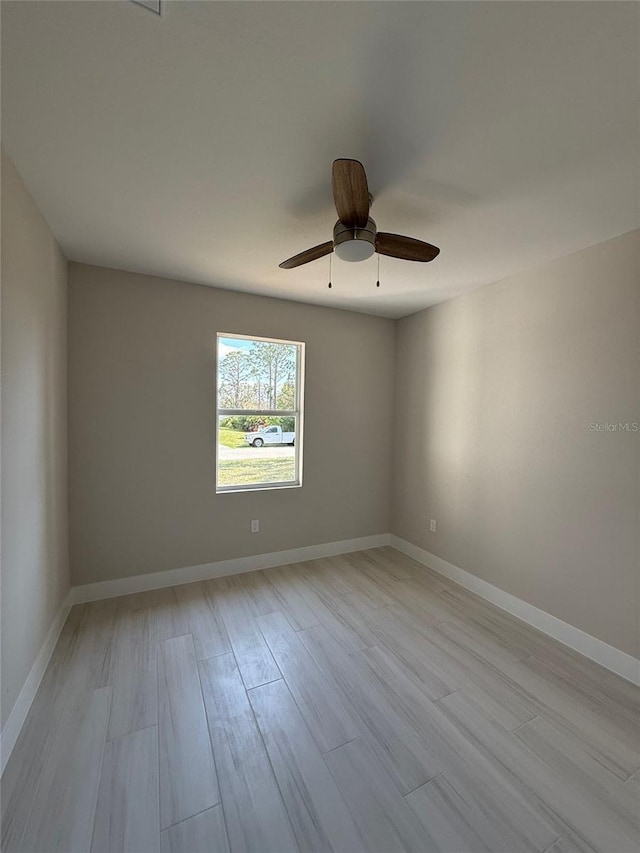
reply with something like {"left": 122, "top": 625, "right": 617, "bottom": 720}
{"left": 218, "top": 337, "right": 298, "bottom": 410}
{"left": 217, "top": 415, "right": 297, "bottom": 489}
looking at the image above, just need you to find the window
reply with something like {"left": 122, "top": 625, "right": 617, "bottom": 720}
{"left": 216, "top": 333, "right": 305, "bottom": 492}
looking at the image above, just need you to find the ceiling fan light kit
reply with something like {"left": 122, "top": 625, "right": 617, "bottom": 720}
{"left": 279, "top": 159, "right": 440, "bottom": 273}
{"left": 333, "top": 218, "right": 376, "bottom": 262}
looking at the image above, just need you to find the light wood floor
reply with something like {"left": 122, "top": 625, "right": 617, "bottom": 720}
{"left": 2, "top": 547, "right": 639, "bottom": 853}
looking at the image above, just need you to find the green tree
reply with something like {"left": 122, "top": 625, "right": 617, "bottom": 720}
{"left": 278, "top": 380, "right": 295, "bottom": 410}
{"left": 248, "top": 342, "right": 296, "bottom": 409}
{"left": 218, "top": 350, "right": 252, "bottom": 408}
{"left": 219, "top": 341, "right": 297, "bottom": 411}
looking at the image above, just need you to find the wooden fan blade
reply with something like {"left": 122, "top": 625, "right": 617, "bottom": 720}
{"left": 376, "top": 232, "right": 440, "bottom": 262}
{"left": 332, "top": 159, "right": 370, "bottom": 228}
{"left": 279, "top": 241, "right": 334, "bottom": 269}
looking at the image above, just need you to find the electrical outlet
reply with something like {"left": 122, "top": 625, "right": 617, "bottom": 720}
{"left": 429, "top": 518, "right": 437, "bottom": 533}
{"left": 251, "top": 519, "right": 260, "bottom": 533}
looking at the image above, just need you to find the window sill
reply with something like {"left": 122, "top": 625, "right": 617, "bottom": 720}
{"left": 216, "top": 481, "right": 302, "bottom": 495}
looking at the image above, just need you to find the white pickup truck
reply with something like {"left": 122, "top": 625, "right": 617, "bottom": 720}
{"left": 244, "top": 425, "right": 295, "bottom": 447}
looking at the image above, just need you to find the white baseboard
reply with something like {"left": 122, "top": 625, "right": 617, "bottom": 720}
{"left": 390, "top": 535, "right": 640, "bottom": 686}
{"left": 71, "top": 533, "right": 391, "bottom": 604}
{"left": 1, "top": 590, "right": 73, "bottom": 776}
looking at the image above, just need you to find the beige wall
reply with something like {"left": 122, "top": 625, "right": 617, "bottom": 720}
{"left": 393, "top": 230, "right": 640, "bottom": 657}
{"left": 1, "top": 152, "right": 70, "bottom": 727}
{"left": 68, "top": 263, "right": 394, "bottom": 585}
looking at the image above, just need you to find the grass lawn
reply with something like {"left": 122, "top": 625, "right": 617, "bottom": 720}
{"left": 218, "top": 427, "right": 247, "bottom": 448}
{"left": 218, "top": 457, "right": 296, "bottom": 487}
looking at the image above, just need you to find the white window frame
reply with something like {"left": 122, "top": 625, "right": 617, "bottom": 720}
{"left": 216, "top": 332, "right": 305, "bottom": 493}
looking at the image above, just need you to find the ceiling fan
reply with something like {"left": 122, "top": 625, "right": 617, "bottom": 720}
{"left": 280, "top": 159, "right": 440, "bottom": 269}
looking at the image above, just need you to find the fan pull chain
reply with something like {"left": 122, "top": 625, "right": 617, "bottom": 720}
{"left": 376, "top": 253, "right": 380, "bottom": 288}
{"left": 328, "top": 253, "right": 333, "bottom": 288}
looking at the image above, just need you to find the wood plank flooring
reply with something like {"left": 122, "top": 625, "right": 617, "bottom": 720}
{"left": 2, "top": 547, "right": 638, "bottom": 853}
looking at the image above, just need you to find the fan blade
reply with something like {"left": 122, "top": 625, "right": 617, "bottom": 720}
{"left": 376, "top": 232, "right": 440, "bottom": 263}
{"left": 279, "top": 241, "right": 333, "bottom": 269}
{"left": 332, "top": 159, "right": 370, "bottom": 228}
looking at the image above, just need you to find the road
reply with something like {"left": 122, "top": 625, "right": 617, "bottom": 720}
{"left": 218, "top": 444, "right": 295, "bottom": 460}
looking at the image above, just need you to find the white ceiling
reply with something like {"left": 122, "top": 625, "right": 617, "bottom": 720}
{"left": 2, "top": 1, "right": 638, "bottom": 318}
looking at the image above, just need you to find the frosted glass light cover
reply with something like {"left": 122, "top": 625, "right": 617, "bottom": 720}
{"left": 334, "top": 239, "right": 375, "bottom": 262}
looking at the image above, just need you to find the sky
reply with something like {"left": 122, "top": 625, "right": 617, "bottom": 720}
{"left": 218, "top": 336, "right": 255, "bottom": 361}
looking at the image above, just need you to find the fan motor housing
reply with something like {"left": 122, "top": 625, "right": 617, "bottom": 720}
{"left": 333, "top": 218, "right": 377, "bottom": 262}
